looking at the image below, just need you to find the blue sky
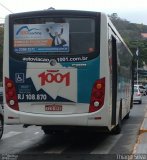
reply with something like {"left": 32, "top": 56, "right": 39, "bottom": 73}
{"left": 0, "top": 0, "right": 147, "bottom": 25}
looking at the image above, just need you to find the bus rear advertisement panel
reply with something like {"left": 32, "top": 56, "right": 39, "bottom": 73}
{"left": 14, "top": 23, "right": 69, "bottom": 53}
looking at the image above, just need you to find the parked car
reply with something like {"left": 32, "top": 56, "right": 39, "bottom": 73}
{"left": 0, "top": 87, "right": 4, "bottom": 139}
{"left": 134, "top": 84, "right": 146, "bottom": 96}
{"left": 133, "top": 87, "right": 142, "bottom": 104}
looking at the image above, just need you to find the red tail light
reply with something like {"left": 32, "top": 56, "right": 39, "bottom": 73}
{"left": 5, "top": 77, "right": 19, "bottom": 111}
{"left": 89, "top": 77, "right": 105, "bottom": 113}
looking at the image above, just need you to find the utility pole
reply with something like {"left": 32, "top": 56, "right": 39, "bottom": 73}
{"left": 137, "top": 58, "right": 138, "bottom": 85}
{"left": 136, "top": 48, "right": 139, "bottom": 85}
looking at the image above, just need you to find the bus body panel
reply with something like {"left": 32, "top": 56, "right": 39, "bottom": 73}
{"left": 7, "top": 57, "right": 100, "bottom": 114}
{"left": 3, "top": 10, "right": 133, "bottom": 132}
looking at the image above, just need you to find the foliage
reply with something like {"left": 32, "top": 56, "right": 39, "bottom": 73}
{"left": 109, "top": 13, "right": 147, "bottom": 68}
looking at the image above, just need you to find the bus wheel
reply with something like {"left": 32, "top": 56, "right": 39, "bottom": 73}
{"left": 124, "top": 111, "right": 130, "bottom": 119}
{"left": 42, "top": 126, "right": 64, "bottom": 135}
{"left": 42, "top": 127, "right": 52, "bottom": 135}
{"left": 111, "top": 107, "right": 122, "bottom": 134}
{"left": 111, "top": 116, "right": 122, "bottom": 134}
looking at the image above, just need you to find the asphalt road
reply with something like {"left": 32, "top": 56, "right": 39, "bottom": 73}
{"left": 0, "top": 97, "right": 146, "bottom": 160}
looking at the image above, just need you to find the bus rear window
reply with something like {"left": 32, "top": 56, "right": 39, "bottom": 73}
{"left": 13, "top": 17, "right": 95, "bottom": 55}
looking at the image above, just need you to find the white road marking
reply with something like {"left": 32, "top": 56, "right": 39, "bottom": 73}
{"left": 45, "top": 144, "right": 70, "bottom": 154}
{"left": 2, "top": 131, "right": 22, "bottom": 139}
{"left": 34, "top": 132, "right": 40, "bottom": 135}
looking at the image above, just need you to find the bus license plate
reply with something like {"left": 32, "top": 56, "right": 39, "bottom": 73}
{"left": 45, "top": 105, "right": 62, "bottom": 111}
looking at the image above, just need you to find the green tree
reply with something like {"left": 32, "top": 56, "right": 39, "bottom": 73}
{"left": 109, "top": 13, "right": 147, "bottom": 68}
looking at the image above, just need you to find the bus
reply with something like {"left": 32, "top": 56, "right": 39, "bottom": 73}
{"left": 3, "top": 10, "right": 133, "bottom": 134}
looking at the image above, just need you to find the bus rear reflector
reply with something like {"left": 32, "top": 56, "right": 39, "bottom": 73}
{"left": 5, "top": 77, "right": 19, "bottom": 111}
{"left": 89, "top": 77, "right": 105, "bottom": 113}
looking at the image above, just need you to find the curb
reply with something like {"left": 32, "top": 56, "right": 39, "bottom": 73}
{"left": 132, "top": 111, "right": 147, "bottom": 154}
{"left": 139, "top": 118, "right": 147, "bottom": 134}
{"left": 132, "top": 133, "right": 147, "bottom": 154}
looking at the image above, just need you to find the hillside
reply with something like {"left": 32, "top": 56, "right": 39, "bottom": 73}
{"left": 109, "top": 13, "right": 147, "bottom": 41}
{"left": 109, "top": 13, "right": 147, "bottom": 67}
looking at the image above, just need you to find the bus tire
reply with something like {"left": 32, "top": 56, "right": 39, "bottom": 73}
{"left": 124, "top": 111, "right": 130, "bottom": 119}
{"left": 42, "top": 126, "right": 64, "bottom": 135}
{"left": 112, "top": 117, "right": 121, "bottom": 134}
{"left": 111, "top": 106, "right": 122, "bottom": 134}
{"left": 42, "top": 126, "right": 51, "bottom": 134}
{"left": 139, "top": 100, "right": 142, "bottom": 104}
{"left": 42, "top": 128, "right": 55, "bottom": 135}
{"left": 42, "top": 129, "right": 51, "bottom": 134}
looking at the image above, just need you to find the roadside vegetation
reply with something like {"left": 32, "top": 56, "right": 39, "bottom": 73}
{"left": 109, "top": 13, "right": 147, "bottom": 67}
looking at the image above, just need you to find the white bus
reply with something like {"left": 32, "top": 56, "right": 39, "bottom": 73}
{"left": 3, "top": 10, "right": 133, "bottom": 134}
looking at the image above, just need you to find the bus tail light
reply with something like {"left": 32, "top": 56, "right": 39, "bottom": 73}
{"left": 89, "top": 77, "right": 105, "bottom": 113}
{"left": 5, "top": 77, "right": 19, "bottom": 111}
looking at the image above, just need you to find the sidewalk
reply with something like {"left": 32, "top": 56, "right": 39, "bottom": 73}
{"left": 133, "top": 112, "right": 147, "bottom": 154}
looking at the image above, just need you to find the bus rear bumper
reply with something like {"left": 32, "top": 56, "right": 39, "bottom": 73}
{"left": 20, "top": 111, "right": 88, "bottom": 126}
{"left": 4, "top": 105, "right": 109, "bottom": 128}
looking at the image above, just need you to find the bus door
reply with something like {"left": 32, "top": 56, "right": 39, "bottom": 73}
{"left": 108, "top": 29, "right": 118, "bottom": 125}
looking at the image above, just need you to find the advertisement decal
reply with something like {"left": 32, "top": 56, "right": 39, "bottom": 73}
{"left": 14, "top": 23, "right": 69, "bottom": 53}
{"left": 26, "top": 62, "right": 77, "bottom": 102}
